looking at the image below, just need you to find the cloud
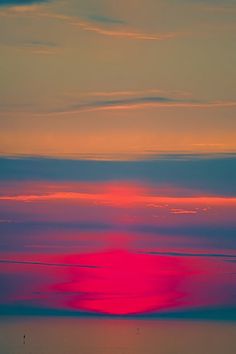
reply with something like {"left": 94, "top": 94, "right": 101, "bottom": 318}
{"left": 69, "top": 95, "right": 176, "bottom": 112}
{"left": 1, "top": 191, "right": 236, "bottom": 206}
{"left": 1, "top": 220, "right": 236, "bottom": 253}
{"left": 39, "top": 12, "right": 179, "bottom": 40}
{"left": 0, "top": 6, "right": 180, "bottom": 41}
{"left": 19, "top": 39, "right": 59, "bottom": 54}
{"left": 2, "top": 218, "right": 236, "bottom": 236}
{"left": 170, "top": 208, "right": 198, "bottom": 214}
{"left": 26, "top": 39, "right": 56, "bottom": 47}
{"left": 0, "top": 35, "right": 59, "bottom": 54}
{"left": 87, "top": 14, "right": 126, "bottom": 25}
{"left": 0, "top": 154, "right": 236, "bottom": 196}
{"left": 0, "top": 259, "right": 98, "bottom": 268}
{"left": 0, "top": 0, "right": 48, "bottom": 7}
{"left": 2, "top": 87, "right": 235, "bottom": 114}
{"left": 142, "top": 250, "right": 236, "bottom": 259}
{"left": 132, "top": 225, "right": 236, "bottom": 243}
{"left": 62, "top": 18, "right": 177, "bottom": 40}
{"left": 74, "top": 88, "right": 192, "bottom": 99}
{"left": 48, "top": 95, "right": 236, "bottom": 115}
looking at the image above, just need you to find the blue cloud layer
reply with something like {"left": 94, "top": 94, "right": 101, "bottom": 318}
{"left": 0, "top": 0, "right": 48, "bottom": 7}
{"left": 0, "top": 154, "right": 235, "bottom": 195}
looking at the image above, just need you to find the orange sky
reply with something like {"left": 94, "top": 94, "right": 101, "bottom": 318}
{"left": 0, "top": 0, "right": 236, "bottom": 158}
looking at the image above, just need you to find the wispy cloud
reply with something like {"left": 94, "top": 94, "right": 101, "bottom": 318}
{"left": 52, "top": 15, "right": 178, "bottom": 40}
{"left": 18, "top": 39, "right": 59, "bottom": 54}
{"left": 0, "top": 6, "right": 180, "bottom": 41}
{"left": 0, "top": 39, "right": 59, "bottom": 54}
{"left": 0, "top": 191, "right": 235, "bottom": 207}
{"left": 84, "top": 89, "right": 193, "bottom": 99}
{"left": 170, "top": 208, "right": 198, "bottom": 214}
{"left": 0, "top": 259, "right": 98, "bottom": 268}
{"left": 87, "top": 14, "right": 126, "bottom": 26}
{"left": 141, "top": 250, "right": 236, "bottom": 259}
{"left": 0, "top": 90, "right": 224, "bottom": 115}
{"left": 38, "top": 12, "right": 179, "bottom": 40}
{"left": 69, "top": 95, "right": 176, "bottom": 111}
{"left": 46, "top": 95, "right": 236, "bottom": 115}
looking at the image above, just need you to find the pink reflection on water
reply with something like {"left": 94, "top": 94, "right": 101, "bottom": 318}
{"left": 62, "top": 250, "right": 189, "bottom": 315}
{"left": 1, "top": 248, "right": 235, "bottom": 316}
{"left": 0, "top": 181, "right": 236, "bottom": 316}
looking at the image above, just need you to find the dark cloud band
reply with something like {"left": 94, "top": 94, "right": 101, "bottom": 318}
{"left": 0, "top": 154, "right": 235, "bottom": 196}
{"left": 0, "top": 0, "right": 48, "bottom": 7}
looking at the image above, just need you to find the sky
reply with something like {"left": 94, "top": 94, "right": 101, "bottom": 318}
{"left": 0, "top": 0, "right": 236, "bottom": 320}
{"left": 0, "top": 0, "right": 236, "bottom": 157}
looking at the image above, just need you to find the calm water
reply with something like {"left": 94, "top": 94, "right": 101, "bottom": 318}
{"left": 0, "top": 317, "right": 236, "bottom": 354}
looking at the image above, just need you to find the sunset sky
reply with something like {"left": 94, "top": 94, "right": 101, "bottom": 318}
{"left": 0, "top": 0, "right": 236, "bottom": 324}
{"left": 0, "top": 0, "right": 236, "bottom": 157}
